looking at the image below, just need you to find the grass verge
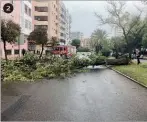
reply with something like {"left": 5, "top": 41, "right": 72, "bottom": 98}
{"left": 113, "top": 62, "right": 147, "bottom": 86}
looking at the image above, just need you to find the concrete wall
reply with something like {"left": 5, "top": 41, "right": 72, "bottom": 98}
{"left": 0, "top": 41, "right": 28, "bottom": 59}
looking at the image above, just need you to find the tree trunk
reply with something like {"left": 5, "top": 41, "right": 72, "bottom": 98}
{"left": 3, "top": 40, "right": 8, "bottom": 61}
{"left": 127, "top": 45, "right": 132, "bottom": 60}
{"left": 95, "top": 46, "right": 99, "bottom": 54}
{"left": 129, "top": 52, "right": 132, "bottom": 59}
{"left": 115, "top": 51, "right": 118, "bottom": 59}
{"left": 39, "top": 44, "right": 44, "bottom": 59}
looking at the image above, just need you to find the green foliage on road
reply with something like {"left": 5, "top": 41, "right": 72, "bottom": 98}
{"left": 113, "top": 62, "right": 147, "bottom": 86}
{"left": 1, "top": 53, "right": 91, "bottom": 84}
{"left": 1, "top": 53, "right": 130, "bottom": 84}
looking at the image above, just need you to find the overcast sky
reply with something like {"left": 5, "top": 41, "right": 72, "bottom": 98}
{"left": 63, "top": 1, "right": 146, "bottom": 38}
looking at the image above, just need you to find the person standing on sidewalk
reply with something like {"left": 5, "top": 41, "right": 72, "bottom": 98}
{"left": 22, "top": 48, "right": 26, "bottom": 56}
{"left": 136, "top": 49, "right": 141, "bottom": 65}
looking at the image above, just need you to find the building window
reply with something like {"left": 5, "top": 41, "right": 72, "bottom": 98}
{"left": 6, "top": 50, "right": 11, "bottom": 55}
{"left": 25, "top": 4, "right": 27, "bottom": 14}
{"left": 61, "top": 8, "right": 64, "bottom": 12}
{"left": 14, "top": 50, "right": 19, "bottom": 54}
{"left": 28, "top": 44, "right": 36, "bottom": 51}
{"left": 11, "top": 0, "right": 14, "bottom": 4}
{"left": 60, "top": 27, "right": 65, "bottom": 31}
{"left": 35, "top": 6, "right": 48, "bottom": 12}
{"left": 25, "top": 20, "right": 28, "bottom": 28}
{"left": 56, "top": 30, "right": 58, "bottom": 34}
{"left": 25, "top": 4, "right": 31, "bottom": 16}
{"left": 25, "top": 20, "right": 31, "bottom": 29}
{"left": 29, "top": 21, "right": 31, "bottom": 29}
{"left": 60, "top": 33, "right": 64, "bottom": 36}
{"left": 34, "top": 16, "right": 48, "bottom": 21}
{"left": 29, "top": 8, "right": 31, "bottom": 16}
{"left": 28, "top": 0, "right": 31, "bottom": 3}
{"left": 34, "top": 25, "right": 48, "bottom": 29}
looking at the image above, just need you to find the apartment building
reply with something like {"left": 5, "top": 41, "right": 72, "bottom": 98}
{"left": 32, "top": 0, "right": 60, "bottom": 53}
{"left": 59, "top": 1, "right": 66, "bottom": 45}
{"left": 81, "top": 38, "right": 91, "bottom": 49}
{"left": 0, "top": 0, "right": 32, "bottom": 59}
{"left": 71, "top": 32, "right": 83, "bottom": 41}
{"left": 59, "top": 1, "right": 71, "bottom": 45}
{"left": 21, "top": 0, "right": 32, "bottom": 45}
{"left": 114, "top": 27, "right": 123, "bottom": 37}
{"left": 65, "top": 10, "right": 72, "bottom": 45}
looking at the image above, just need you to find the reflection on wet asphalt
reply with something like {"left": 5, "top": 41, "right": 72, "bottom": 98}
{"left": 4, "top": 67, "right": 147, "bottom": 121}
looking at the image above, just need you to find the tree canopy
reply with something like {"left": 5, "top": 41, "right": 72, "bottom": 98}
{"left": 28, "top": 27, "right": 48, "bottom": 59}
{"left": 95, "top": 1, "right": 147, "bottom": 58}
{"left": 71, "top": 39, "right": 80, "bottom": 49}
{"left": 90, "top": 29, "right": 107, "bottom": 54}
{"left": 142, "top": 33, "right": 147, "bottom": 48}
{"left": 1, "top": 19, "right": 21, "bottom": 60}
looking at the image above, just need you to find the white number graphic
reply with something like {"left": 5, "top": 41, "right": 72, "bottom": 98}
{"left": 6, "top": 6, "right": 10, "bottom": 11}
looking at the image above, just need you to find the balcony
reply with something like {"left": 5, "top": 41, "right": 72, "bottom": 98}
{"left": 34, "top": 11, "right": 48, "bottom": 16}
{"left": 34, "top": 16, "right": 48, "bottom": 21}
{"left": 35, "top": 6, "right": 48, "bottom": 12}
{"left": 34, "top": 25, "right": 48, "bottom": 29}
{"left": 34, "top": 21, "right": 48, "bottom": 25}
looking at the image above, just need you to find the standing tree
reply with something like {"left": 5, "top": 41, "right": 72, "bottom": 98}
{"left": 111, "top": 36, "right": 126, "bottom": 59}
{"left": 142, "top": 33, "right": 147, "bottom": 48}
{"left": 1, "top": 19, "right": 21, "bottom": 61}
{"left": 90, "top": 29, "right": 107, "bottom": 54}
{"left": 71, "top": 39, "right": 80, "bottom": 49}
{"left": 95, "top": 1, "right": 147, "bottom": 59}
{"left": 50, "top": 36, "right": 59, "bottom": 49}
{"left": 101, "top": 39, "right": 112, "bottom": 57}
{"left": 28, "top": 27, "right": 48, "bottom": 59}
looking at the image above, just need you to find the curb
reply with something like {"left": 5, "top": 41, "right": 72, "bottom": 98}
{"left": 106, "top": 65, "right": 147, "bottom": 88}
{"left": 1, "top": 95, "right": 30, "bottom": 121}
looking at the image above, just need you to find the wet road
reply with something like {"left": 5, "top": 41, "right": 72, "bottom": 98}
{"left": 133, "top": 59, "right": 147, "bottom": 63}
{"left": 4, "top": 67, "right": 147, "bottom": 121}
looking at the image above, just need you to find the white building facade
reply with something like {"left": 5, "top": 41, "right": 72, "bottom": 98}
{"left": 59, "top": 1, "right": 71, "bottom": 45}
{"left": 70, "top": 32, "right": 83, "bottom": 40}
{"left": 65, "top": 10, "right": 71, "bottom": 45}
{"left": 20, "top": 0, "right": 32, "bottom": 45}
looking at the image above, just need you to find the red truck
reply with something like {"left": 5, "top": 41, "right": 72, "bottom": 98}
{"left": 51, "top": 45, "right": 76, "bottom": 58}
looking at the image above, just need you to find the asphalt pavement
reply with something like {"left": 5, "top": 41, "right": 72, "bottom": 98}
{"left": 2, "top": 67, "right": 147, "bottom": 121}
{"left": 133, "top": 59, "right": 147, "bottom": 63}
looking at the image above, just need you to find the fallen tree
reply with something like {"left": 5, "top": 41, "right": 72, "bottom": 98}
{"left": 106, "top": 58, "right": 130, "bottom": 65}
